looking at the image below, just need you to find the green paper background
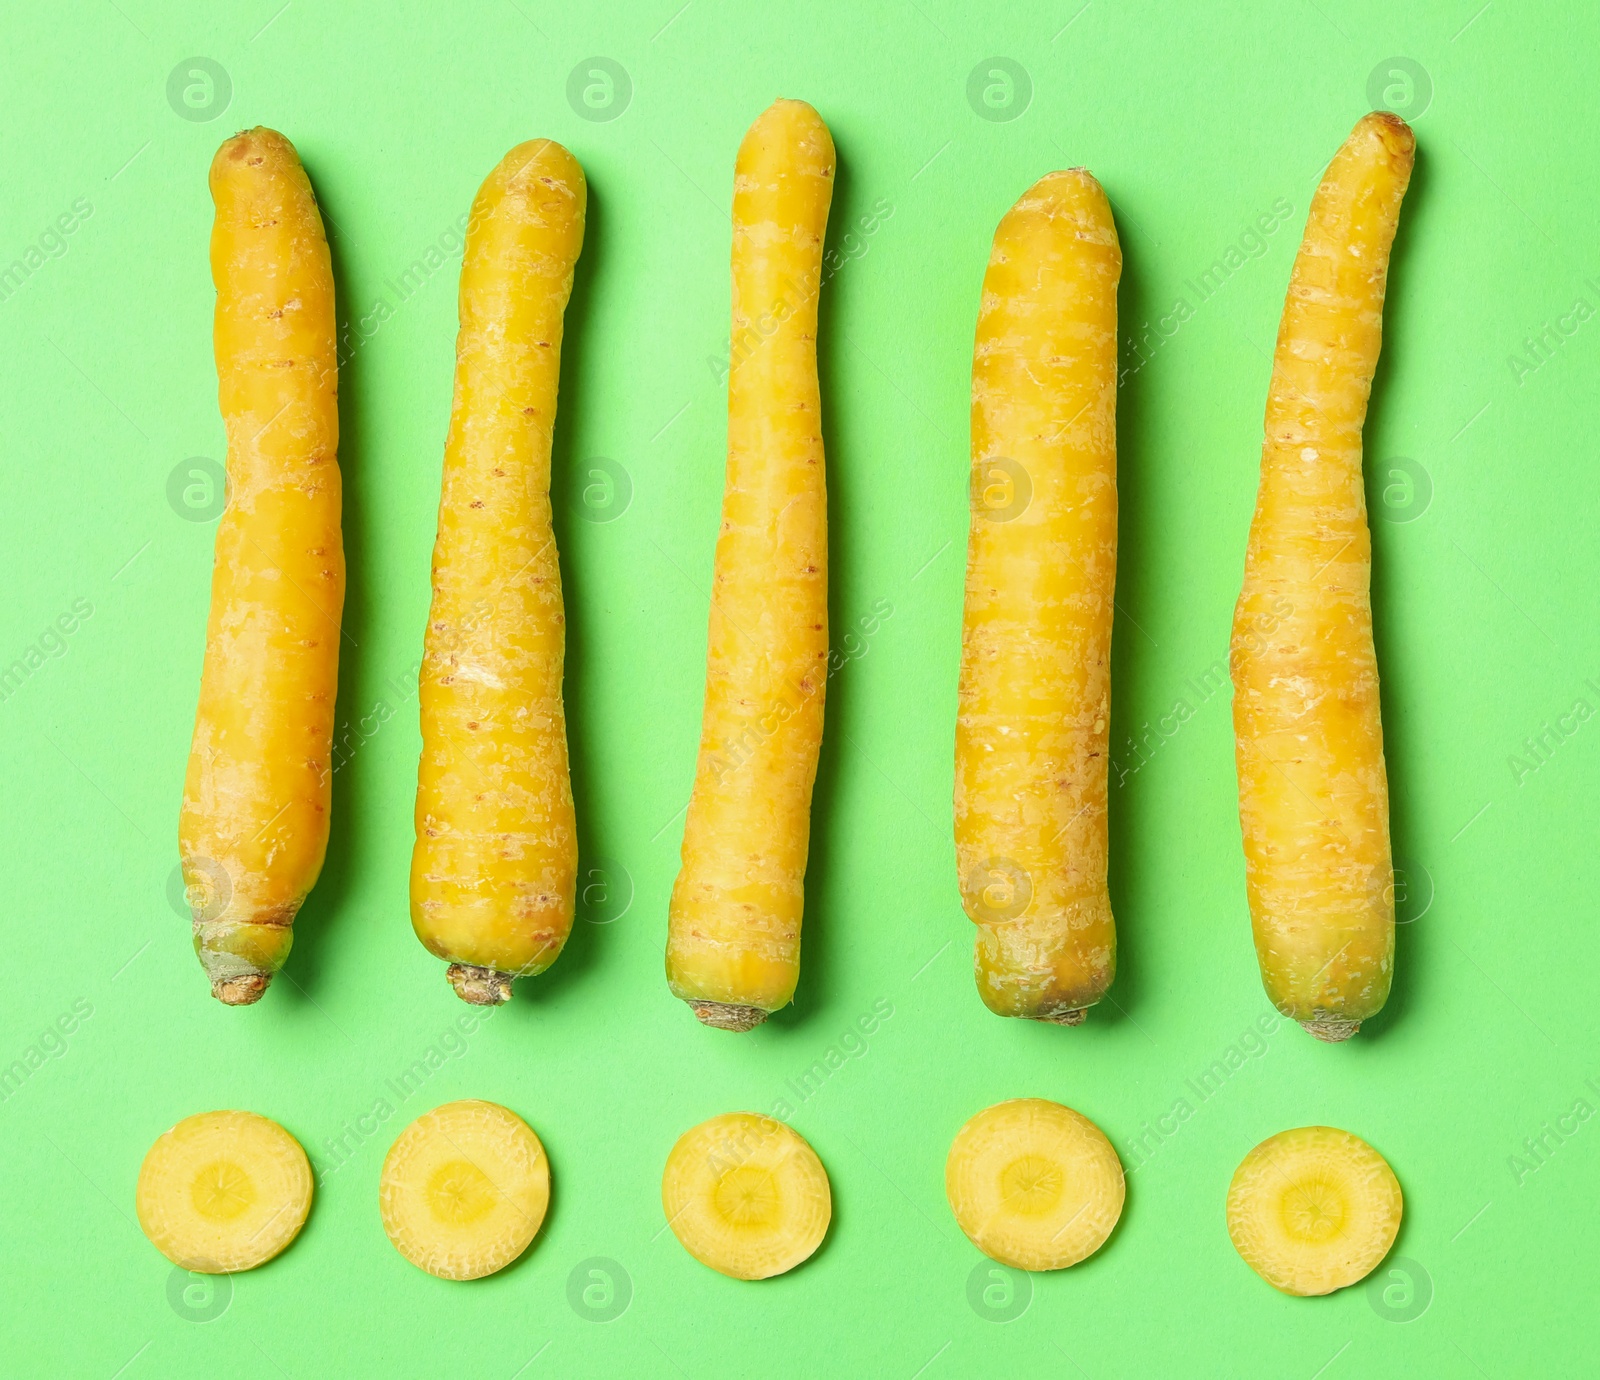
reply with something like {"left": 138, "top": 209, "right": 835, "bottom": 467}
{"left": 1, "top": 0, "right": 1593, "bottom": 1374}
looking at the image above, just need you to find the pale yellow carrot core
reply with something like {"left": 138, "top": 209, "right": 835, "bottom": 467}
{"left": 945, "top": 1098, "right": 1124, "bottom": 1271}
{"left": 180, "top": 127, "right": 343, "bottom": 1005}
{"left": 954, "top": 169, "right": 1121, "bottom": 1022}
{"left": 379, "top": 1099, "right": 549, "bottom": 1281}
{"left": 1230, "top": 113, "right": 1414, "bottom": 1040}
{"left": 666, "top": 99, "right": 836, "bottom": 1026}
{"left": 662, "top": 1112, "right": 831, "bottom": 1280}
{"left": 136, "top": 1110, "right": 313, "bottom": 1272}
{"left": 410, "top": 141, "right": 585, "bottom": 1000}
{"left": 1227, "top": 1125, "right": 1403, "bottom": 1295}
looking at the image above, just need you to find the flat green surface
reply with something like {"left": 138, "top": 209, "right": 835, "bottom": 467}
{"left": 0, "top": 0, "right": 1592, "bottom": 1374}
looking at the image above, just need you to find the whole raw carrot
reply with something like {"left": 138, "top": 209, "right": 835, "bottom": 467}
{"left": 410, "top": 140, "right": 584, "bottom": 1005}
{"left": 954, "top": 170, "right": 1121, "bottom": 1023}
{"left": 1230, "top": 112, "right": 1415, "bottom": 1041}
{"left": 180, "top": 127, "right": 343, "bottom": 1005}
{"left": 666, "top": 99, "right": 835, "bottom": 1031}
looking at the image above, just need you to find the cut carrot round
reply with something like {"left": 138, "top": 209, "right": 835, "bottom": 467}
{"left": 379, "top": 1100, "right": 549, "bottom": 1281}
{"left": 1227, "top": 1125, "right": 1402, "bottom": 1295}
{"left": 662, "top": 1113, "right": 830, "bottom": 1280}
{"left": 136, "top": 1110, "right": 312, "bottom": 1272}
{"left": 946, "top": 1098, "right": 1124, "bottom": 1271}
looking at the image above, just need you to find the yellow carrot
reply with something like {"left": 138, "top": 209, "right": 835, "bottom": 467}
{"left": 180, "top": 128, "right": 343, "bottom": 1005}
{"left": 666, "top": 99, "right": 835, "bottom": 1031}
{"left": 410, "top": 141, "right": 585, "bottom": 1005}
{"left": 1230, "top": 112, "right": 1414, "bottom": 1041}
{"left": 954, "top": 170, "right": 1121, "bottom": 1023}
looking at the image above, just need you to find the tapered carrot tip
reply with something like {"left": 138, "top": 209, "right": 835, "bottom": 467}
{"left": 447, "top": 963, "right": 514, "bottom": 1006}
{"left": 1301, "top": 1014, "right": 1361, "bottom": 1043}
{"left": 1359, "top": 110, "right": 1416, "bottom": 160}
{"left": 690, "top": 1002, "right": 769, "bottom": 1033}
{"left": 212, "top": 975, "right": 269, "bottom": 1006}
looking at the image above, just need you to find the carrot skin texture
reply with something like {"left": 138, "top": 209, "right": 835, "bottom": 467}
{"left": 410, "top": 141, "right": 585, "bottom": 999}
{"left": 1230, "top": 113, "right": 1415, "bottom": 1040}
{"left": 180, "top": 128, "right": 343, "bottom": 1005}
{"left": 955, "top": 171, "right": 1121, "bottom": 1021}
{"left": 666, "top": 100, "right": 836, "bottom": 1025}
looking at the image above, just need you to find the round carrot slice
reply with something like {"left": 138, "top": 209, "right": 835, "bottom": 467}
{"left": 945, "top": 1098, "right": 1124, "bottom": 1271}
{"left": 1227, "top": 1125, "right": 1403, "bottom": 1295}
{"left": 379, "top": 1100, "right": 549, "bottom": 1281}
{"left": 662, "top": 1113, "right": 831, "bottom": 1279}
{"left": 136, "top": 1110, "right": 312, "bottom": 1273}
